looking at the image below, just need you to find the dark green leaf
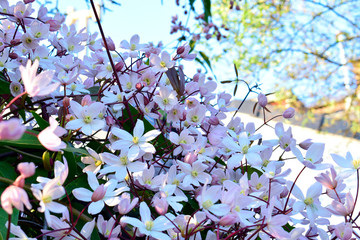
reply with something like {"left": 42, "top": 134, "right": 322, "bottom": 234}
{"left": 0, "top": 130, "right": 43, "bottom": 149}
{"left": 31, "top": 111, "right": 49, "bottom": 130}
{"left": 0, "top": 208, "right": 19, "bottom": 238}
{"left": 201, "top": 0, "right": 211, "bottom": 23}
{"left": 199, "top": 51, "right": 212, "bottom": 71}
{"left": 189, "top": 0, "right": 196, "bottom": 10}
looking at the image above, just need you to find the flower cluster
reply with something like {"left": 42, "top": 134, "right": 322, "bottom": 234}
{"left": 0, "top": 2, "right": 359, "bottom": 240}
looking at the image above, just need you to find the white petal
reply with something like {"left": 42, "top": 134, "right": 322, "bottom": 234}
{"left": 133, "top": 119, "right": 144, "bottom": 138}
{"left": 72, "top": 188, "right": 93, "bottom": 202}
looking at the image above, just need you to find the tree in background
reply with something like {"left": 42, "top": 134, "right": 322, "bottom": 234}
{"left": 172, "top": 0, "right": 360, "bottom": 136}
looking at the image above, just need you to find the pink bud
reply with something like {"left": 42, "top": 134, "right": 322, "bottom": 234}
{"left": 63, "top": 97, "right": 70, "bottom": 109}
{"left": 177, "top": 46, "right": 185, "bottom": 55}
{"left": 118, "top": 193, "right": 138, "bottom": 215}
{"left": 153, "top": 197, "right": 168, "bottom": 215}
{"left": 23, "top": 0, "right": 35, "bottom": 3}
{"left": 81, "top": 95, "right": 92, "bottom": 106}
{"left": 9, "top": 52, "right": 18, "bottom": 59}
{"left": 208, "top": 115, "right": 219, "bottom": 125}
{"left": 135, "top": 82, "right": 143, "bottom": 91}
{"left": 91, "top": 184, "right": 106, "bottom": 202}
{"left": 257, "top": 93, "right": 267, "bottom": 108}
{"left": 17, "top": 162, "right": 35, "bottom": 178}
{"left": 299, "top": 139, "right": 313, "bottom": 150}
{"left": 219, "top": 213, "right": 238, "bottom": 226}
{"left": 184, "top": 152, "right": 197, "bottom": 164}
{"left": 115, "top": 62, "right": 124, "bottom": 72}
{"left": 102, "top": 37, "right": 115, "bottom": 51}
{"left": 0, "top": 119, "right": 26, "bottom": 140}
{"left": 283, "top": 107, "right": 295, "bottom": 119}
{"left": 13, "top": 176, "right": 25, "bottom": 188}
{"left": 105, "top": 116, "right": 115, "bottom": 126}
{"left": 46, "top": 19, "right": 61, "bottom": 32}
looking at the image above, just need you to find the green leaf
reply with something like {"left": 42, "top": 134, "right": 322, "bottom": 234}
{"left": 198, "top": 51, "right": 213, "bottom": 71}
{"left": 201, "top": 0, "right": 211, "bottom": 23}
{"left": 0, "top": 208, "right": 19, "bottom": 239}
{"left": 31, "top": 111, "right": 49, "bottom": 130}
{"left": 63, "top": 173, "right": 88, "bottom": 200}
{"left": 63, "top": 146, "right": 89, "bottom": 156}
{"left": 0, "top": 72, "right": 10, "bottom": 95}
{"left": 0, "top": 130, "right": 43, "bottom": 149}
{"left": 189, "top": 0, "right": 196, "bottom": 10}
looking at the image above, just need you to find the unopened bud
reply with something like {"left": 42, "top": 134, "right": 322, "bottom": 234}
{"left": 46, "top": 20, "right": 61, "bottom": 32}
{"left": 208, "top": 115, "right": 219, "bottom": 125}
{"left": 91, "top": 184, "right": 106, "bottom": 202}
{"left": 177, "top": 46, "right": 185, "bottom": 55}
{"left": 23, "top": 0, "right": 35, "bottom": 3}
{"left": 299, "top": 139, "right": 313, "bottom": 150}
{"left": 257, "top": 93, "right": 267, "bottom": 108}
{"left": 184, "top": 152, "right": 197, "bottom": 164}
{"left": 10, "top": 39, "right": 21, "bottom": 46}
{"left": 102, "top": 37, "right": 115, "bottom": 51}
{"left": 17, "top": 162, "right": 35, "bottom": 178}
{"left": 105, "top": 116, "right": 115, "bottom": 126}
{"left": 118, "top": 193, "right": 138, "bottom": 215}
{"left": 63, "top": 97, "right": 70, "bottom": 109}
{"left": 9, "top": 52, "right": 18, "bottom": 59}
{"left": 283, "top": 107, "right": 295, "bottom": 119}
{"left": 135, "top": 82, "right": 143, "bottom": 91}
{"left": 13, "top": 176, "right": 25, "bottom": 188}
{"left": 115, "top": 62, "right": 124, "bottom": 72}
{"left": 81, "top": 95, "right": 92, "bottom": 106}
{"left": 219, "top": 213, "right": 238, "bottom": 226}
{"left": 153, "top": 197, "right": 168, "bottom": 215}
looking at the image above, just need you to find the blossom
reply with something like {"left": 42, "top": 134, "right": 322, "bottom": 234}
{"left": 150, "top": 51, "right": 175, "bottom": 72}
{"left": 331, "top": 151, "right": 360, "bottom": 178}
{"left": 121, "top": 202, "right": 173, "bottom": 240}
{"left": 153, "top": 85, "right": 178, "bottom": 111}
{"left": 118, "top": 193, "right": 139, "bottom": 215}
{"left": 38, "top": 117, "right": 67, "bottom": 152}
{"left": 291, "top": 142, "right": 331, "bottom": 170}
{"left": 1, "top": 185, "right": 32, "bottom": 215}
{"left": 111, "top": 119, "right": 161, "bottom": 160}
{"left": 31, "top": 178, "right": 67, "bottom": 224}
{"left": 5, "top": 222, "right": 36, "bottom": 240}
{"left": 72, "top": 171, "right": 127, "bottom": 215}
{"left": 97, "top": 215, "right": 121, "bottom": 239}
{"left": 120, "top": 34, "right": 147, "bottom": 58}
{"left": 196, "top": 185, "right": 230, "bottom": 218}
{"left": 19, "top": 59, "right": 59, "bottom": 97}
{"left": 65, "top": 100, "right": 105, "bottom": 136}
{"left": 81, "top": 147, "right": 105, "bottom": 174}
{"left": 178, "top": 160, "right": 211, "bottom": 187}
{"left": 0, "top": 118, "right": 26, "bottom": 140}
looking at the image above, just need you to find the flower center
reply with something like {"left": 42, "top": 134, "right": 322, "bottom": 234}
{"left": 145, "top": 220, "right": 154, "bottom": 231}
{"left": 70, "top": 84, "right": 77, "bottom": 91}
{"left": 83, "top": 116, "right": 92, "bottom": 124}
{"left": 42, "top": 195, "right": 52, "bottom": 204}
{"left": 256, "top": 183, "right": 263, "bottom": 190}
{"left": 133, "top": 136, "right": 139, "bottom": 144}
{"left": 35, "top": 32, "right": 42, "bottom": 38}
{"left": 242, "top": 145, "right": 249, "bottom": 154}
{"left": 163, "top": 98, "right": 169, "bottom": 105}
{"left": 352, "top": 159, "right": 360, "bottom": 169}
{"left": 191, "top": 170, "right": 198, "bottom": 177}
{"left": 202, "top": 200, "right": 213, "bottom": 209}
{"left": 120, "top": 156, "right": 128, "bottom": 165}
{"left": 179, "top": 139, "right": 187, "bottom": 144}
{"left": 304, "top": 197, "right": 314, "bottom": 205}
{"left": 191, "top": 115, "right": 199, "bottom": 123}
{"left": 106, "top": 65, "right": 112, "bottom": 72}
{"left": 160, "top": 61, "right": 166, "bottom": 68}
{"left": 95, "top": 160, "right": 102, "bottom": 167}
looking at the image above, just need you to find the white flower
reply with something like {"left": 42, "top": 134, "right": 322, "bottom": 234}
{"left": 66, "top": 100, "right": 105, "bottom": 136}
{"left": 111, "top": 119, "right": 161, "bottom": 160}
{"left": 178, "top": 160, "right": 211, "bottom": 187}
{"left": 31, "top": 178, "right": 67, "bottom": 224}
{"left": 153, "top": 85, "right": 177, "bottom": 111}
{"left": 150, "top": 51, "right": 175, "bottom": 72}
{"left": 121, "top": 202, "right": 173, "bottom": 240}
{"left": 72, "top": 171, "right": 128, "bottom": 215}
{"left": 5, "top": 222, "right": 37, "bottom": 240}
{"left": 38, "top": 117, "right": 67, "bottom": 152}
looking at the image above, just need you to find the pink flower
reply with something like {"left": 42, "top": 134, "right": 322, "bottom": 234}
{"left": 257, "top": 93, "right": 268, "bottom": 107}
{"left": 17, "top": 162, "right": 36, "bottom": 178}
{"left": 1, "top": 185, "right": 32, "bottom": 215}
{"left": 282, "top": 107, "right": 295, "bottom": 119}
{"left": 38, "top": 117, "right": 67, "bottom": 152}
{"left": 0, "top": 118, "right": 26, "bottom": 140}
{"left": 118, "top": 193, "right": 139, "bottom": 215}
{"left": 19, "top": 59, "right": 59, "bottom": 97}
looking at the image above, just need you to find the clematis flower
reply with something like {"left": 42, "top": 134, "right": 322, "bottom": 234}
{"left": 331, "top": 151, "right": 360, "bottom": 178}
{"left": 19, "top": 59, "right": 59, "bottom": 97}
{"left": 38, "top": 117, "right": 66, "bottom": 152}
{"left": 153, "top": 85, "right": 178, "bottom": 111}
{"left": 72, "top": 171, "right": 128, "bottom": 215}
{"left": 111, "top": 119, "right": 161, "bottom": 160}
{"left": 5, "top": 222, "right": 36, "bottom": 240}
{"left": 121, "top": 202, "right": 173, "bottom": 240}
{"left": 65, "top": 100, "right": 105, "bottom": 136}
{"left": 150, "top": 51, "right": 175, "bottom": 72}
{"left": 0, "top": 118, "right": 26, "bottom": 140}
{"left": 97, "top": 215, "right": 121, "bottom": 239}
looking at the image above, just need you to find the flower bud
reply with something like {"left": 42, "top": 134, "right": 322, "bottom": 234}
{"left": 46, "top": 19, "right": 61, "bottom": 32}
{"left": 282, "top": 107, "right": 295, "bottom": 119}
{"left": 9, "top": 52, "right": 18, "bottom": 59}
{"left": 299, "top": 139, "right": 313, "bottom": 150}
{"left": 10, "top": 39, "right": 21, "bottom": 46}
{"left": 63, "top": 97, "right": 70, "bottom": 109}
{"left": 219, "top": 214, "right": 238, "bottom": 226}
{"left": 177, "top": 46, "right": 185, "bottom": 55}
{"left": 115, "top": 62, "right": 124, "bottom": 72}
{"left": 257, "top": 93, "right": 268, "bottom": 108}
{"left": 105, "top": 116, "right": 115, "bottom": 126}
{"left": 153, "top": 197, "right": 168, "bottom": 215}
{"left": 184, "top": 152, "right": 197, "bottom": 164}
{"left": 118, "top": 193, "right": 138, "bottom": 215}
{"left": 102, "top": 37, "right": 115, "bottom": 51}
{"left": 208, "top": 115, "right": 219, "bottom": 125}
{"left": 91, "top": 184, "right": 106, "bottom": 202}
{"left": 17, "top": 162, "right": 35, "bottom": 178}
{"left": 81, "top": 95, "right": 92, "bottom": 106}
{"left": 135, "top": 82, "right": 143, "bottom": 91}
{"left": 24, "top": 0, "right": 35, "bottom": 3}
